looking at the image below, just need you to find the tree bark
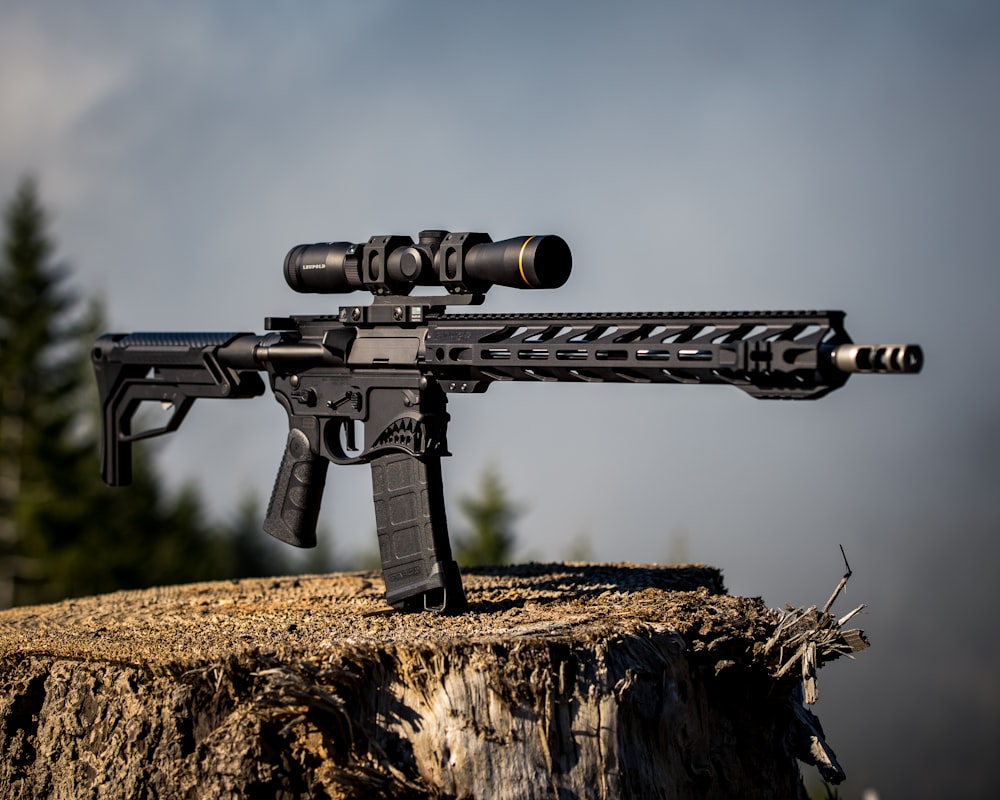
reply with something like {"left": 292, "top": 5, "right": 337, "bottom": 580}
{"left": 0, "top": 563, "right": 860, "bottom": 799}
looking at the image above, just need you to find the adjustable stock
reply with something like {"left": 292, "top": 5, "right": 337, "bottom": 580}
{"left": 91, "top": 332, "right": 266, "bottom": 486}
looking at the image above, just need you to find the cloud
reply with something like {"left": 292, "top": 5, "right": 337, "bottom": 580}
{"left": 0, "top": 12, "right": 130, "bottom": 201}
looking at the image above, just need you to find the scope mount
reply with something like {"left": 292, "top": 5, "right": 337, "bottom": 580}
{"left": 336, "top": 290, "right": 488, "bottom": 325}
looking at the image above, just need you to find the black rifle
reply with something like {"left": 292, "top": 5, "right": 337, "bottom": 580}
{"left": 92, "top": 230, "right": 922, "bottom": 613}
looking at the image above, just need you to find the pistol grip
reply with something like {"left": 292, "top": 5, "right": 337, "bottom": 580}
{"left": 264, "top": 427, "right": 328, "bottom": 547}
{"left": 372, "top": 452, "right": 467, "bottom": 614}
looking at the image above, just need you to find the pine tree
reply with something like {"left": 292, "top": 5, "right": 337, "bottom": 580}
{"left": 453, "top": 464, "right": 522, "bottom": 566}
{"left": 0, "top": 176, "right": 86, "bottom": 605}
{"left": 0, "top": 177, "right": 290, "bottom": 606}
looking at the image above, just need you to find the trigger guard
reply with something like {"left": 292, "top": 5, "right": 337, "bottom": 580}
{"left": 324, "top": 417, "right": 370, "bottom": 465}
{"left": 323, "top": 413, "right": 439, "bottom": 465}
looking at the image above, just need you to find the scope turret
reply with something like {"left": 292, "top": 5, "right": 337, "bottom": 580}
{"left": 284, "top": 230, "right": 572, "bottom": 296}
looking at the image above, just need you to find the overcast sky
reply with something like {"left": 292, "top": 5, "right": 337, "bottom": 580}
{"left": 3, "top": 1, "right": 998, "bottom": 794}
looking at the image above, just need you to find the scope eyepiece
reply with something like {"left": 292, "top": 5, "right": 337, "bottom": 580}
{"left": 283, "top": 231, "right": 572, "bottom": 296}
{"left": 284, "top": 242, "right": 363, "bottom": 294}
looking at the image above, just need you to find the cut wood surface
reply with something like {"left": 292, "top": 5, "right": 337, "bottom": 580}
{"left": 0, "top": 562, "right": 863, "bottom": 799}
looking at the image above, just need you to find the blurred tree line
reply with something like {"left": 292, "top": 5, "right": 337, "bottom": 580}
{"left": 452, "top": 464, "right": 520, "bottom": 567}
{"left": 0, "top": 178, "right": 301, "bottom": 607}
{"left": 0, "top": 178, "right": 525, "bottom": 608}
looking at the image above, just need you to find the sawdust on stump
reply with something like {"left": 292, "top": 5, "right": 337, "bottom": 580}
{"left": 0, "top": 562, "right": 865, "bottom": 799}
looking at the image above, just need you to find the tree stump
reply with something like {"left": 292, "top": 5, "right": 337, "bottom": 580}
{"left": 0, "top": 563, "right": 861, "bottom": 799}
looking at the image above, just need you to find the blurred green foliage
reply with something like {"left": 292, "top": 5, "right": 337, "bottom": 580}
{"left": 452, "top": 463, "right": 522, "bottom": 567}
{"left": 0, "top": 178, "right": 294, "bottom": 607}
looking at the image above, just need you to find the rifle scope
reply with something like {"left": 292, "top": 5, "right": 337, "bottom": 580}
{"left": 284, "top": 230, "right": 572, "bottom": 296}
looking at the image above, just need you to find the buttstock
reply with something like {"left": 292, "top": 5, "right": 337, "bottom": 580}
{"left": 91, "top": 331, "right": 266, "bottom": 486}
